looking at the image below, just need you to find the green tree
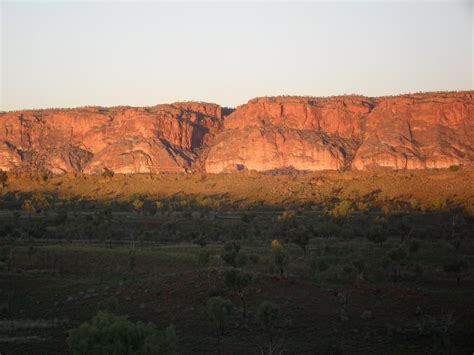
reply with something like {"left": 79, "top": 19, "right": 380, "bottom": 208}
{"left": 291, "top": 228, "right": 310, "bottom": 258}
{"left": 257, "top": 301, "right": 284, "bottom": 355}
{"left": 366, "top": 225, "right": 386, "bottom": 246}
{"left": 207, "top": 296, "right": 233, "bottom": 337}
{"left": 273, "top": 247, "right": 289, "bottom": 278}
{"left": 224, "top": 269, "right": 253, "bottom": 319}
{"left": 257, "top": 301, "right": 281, "bottom": 335}
{"left": 221, "top": 241, "right": 241, "bottom": 267}
{"left": 197, "top": 248, "right": 210, "bottom": 266}
{"left": 67, "top": 311, "right": 176, "bottom": 355}
{"left": 388, "top": 247, "right": 407, "bottom": 282}
{"left": 443, "top": 258, "right": 468, "bottom": 287}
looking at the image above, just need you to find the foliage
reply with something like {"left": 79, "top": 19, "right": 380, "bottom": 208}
{"left": 277, "top": 210, "right": 296, "bottom": 223}
{"left": 102, "top": 168, "right": 115, "bottom": 178}
{"left": 0, "top": 170, "right": 8, "bottom": 187}
{"left": 133, "top": 199, "right": 144, "bottom": 213}
{"left": 221, "top": 241, "right": 241, "bottom": 267}
{"left": 366, "top": 225, "right": 386, "bottom": 245}
{"left": 443, "top": 257, "right": 469, "bottom": 286}
{"left": 273, "top": 247, "right": 289, "bottom": 278}
{"left": 291, "top": 228, "right": 310, "bottom": 257}
{"left": 257, "top": 301, "right": 281, "bottom": 333}
{"left": 331, "top": 201, "right": 352, "bottom": 218}
{"left": 207, "top": 296, "right": 233, "bottom": 336}
{"left": 271, "top": 239, "right": 282, "bottom": 251}
{"left": 197, "top": 248, "right": 210, "bottom": 266}
{"left": 66, "top": 311, "right": 176, "bottom": 355}
{"left": 224, "top": 269, "right": 253, "bottom": 318}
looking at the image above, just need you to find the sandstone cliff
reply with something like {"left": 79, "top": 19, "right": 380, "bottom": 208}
{"left": 0, "top": 103, "right": 223, "bottom": 174}
{"left": 205, "top": 92, "right": 473, "bottom": 172}
{"left": 1, "top": 92, "right": 472, "bottom": 174}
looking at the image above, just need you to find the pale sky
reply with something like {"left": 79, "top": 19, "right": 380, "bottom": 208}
{"left": 1, "top": 1, "right": 473, "bottom": 111}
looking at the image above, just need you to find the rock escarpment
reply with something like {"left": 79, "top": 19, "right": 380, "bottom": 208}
{"left": 205, "top": 92, "right": 474, "bottom": 172}
{"left": 0, "top": 91, "right": 472, "bottom": 174}
{"left": 0, "top": 103, "right": 223, "bottom": 174}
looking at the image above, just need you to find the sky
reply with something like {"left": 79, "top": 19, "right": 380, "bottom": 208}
{"left": 1, "top": 1, "right": 472, "bottom": 111}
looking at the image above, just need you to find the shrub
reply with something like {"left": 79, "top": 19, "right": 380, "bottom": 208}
{"left": 67, "top": 311, "right": 176, "bottom": 355}
{"left": 318, "top": 259, "right": 330, "bottom": 273}
{"left": 443, "top": 258, "right": 468, "bottom": 287}
{"left": 257, "top": 301, "right": 281, "bottom": 333}
{"left": 273, "top": 247, "right": 289, "bottom": 278}
{"left": 224, "top": 269, "right": 253, "bottom": 319}
{"left": 388, "top": 247, "right": 407, "bottom": 282}
{"left": 409, "top": 199, "right": 419, "bottom": 211}
{"left": 102, "top": 168, "right": 114, "bottom": 178}
{"left": 309, "top": 255, "right": 318, "bottom": 279}
{"left": 235, "top": 252, "right": 249, "bottom": 268}
{"left": 291, "top": 228, "right": 310, "bottom": 258}
{"left": 133, "top": 199, "right": 144, "bottom": 214}
{"left": 356, "top": 201, "right": 369, "bottom": 212}
{"left": 221, "top": 241, "right": 241, "bottom": 267}
{"left": 207, "top": 296, "right": 233, "bottom": 336}
{"left": 98, "top": 296, "right": 119, "bottom": 313}
{"left": 0, "top": 170, "right": 7, "bottom": 187}
{"left": 257, "top": 301, "right": 284, "bottom": 355}
{"left": 366, "top": 225, "right": 386, "bottom": 246}
{"left": 331, "top": 201, "right": 352, "bottom": 218}
{"left": 352, "top": 258, "right": 366, "bottom": 280}
{"left": 249, "top": 254, "right": 260, "bottom": 264}
{"left": 277, "top": 210, "right": 296, "bottom": 224}
{"left": 271, "top": 239, "right": 282, "bottom": 251}
{"left": 197, "top": 248, "right": 210, "bottom": 267}
{"left": 409, "top": 239, "right": 421, "bottom": 254}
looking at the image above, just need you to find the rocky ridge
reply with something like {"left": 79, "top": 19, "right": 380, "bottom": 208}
{"left": 1, "top": 91, "right": 472, "bottom": 174}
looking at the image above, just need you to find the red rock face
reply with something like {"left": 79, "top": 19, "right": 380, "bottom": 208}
{"left": 205, "top": 96, "right": 372, "bottom": 173}
{"left": 205, "top": 92, "right": 474, "bottom": 172}
{"left": 0, "top": 103, "right": 223, "bottom": 174}
{"left": 1, "top": 92, "right": 472, "bottom": 174}
{"left": 352, "top": 92, "right": 474, "bottom": 170}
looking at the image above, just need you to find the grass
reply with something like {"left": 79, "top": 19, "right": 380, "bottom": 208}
{"left": 0, "top": 169, "right": 472, "bottom": 353}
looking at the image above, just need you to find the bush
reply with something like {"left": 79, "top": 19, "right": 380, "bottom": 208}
{"left": 197, "top": 248, "right": 210, "bottom": 266}
{"left": 224, "top": 269, "right": 253, "bottom": 319}
{"left": 98, "top": 296, "right": 119, "bottom": 313}
{"left": 443, "top": 258, "right": 468, "bottom": 286}
{"left": 291, "top": 228, "right": 310, "bottom": 257}
{"left": 67, "top": 311, "right": 176, "bottom": 355}
{"left": 331, "top": 201, "right": 352, "bottom": 218}
{"left": 409, "top": 239, "right": 421, "bottom": 254}
{"left": 273, "top": 247, "right": 289, "bottom": 278}
{"left": 249, "top": 254, "right": 260, "bottom": 264}
{"left": 318, "top": 259, "right": 330, "bottom": 272}
{"left": 271, "top": 239, "right": 282, "bottom": 251}
{"left": 207, "top": 296, "right": 233, "bottom": 336}
{"left": 257, "top": 301, "right": 284, "bottom": 354}
{"left": 257, "top": 301, "right": 281, "bottom": 333}
{"left": 277, "top": 210, "right": 296, "bottom": 224}
{"left": 0, "top": 170, "right": 7, "bottom": 187}
{"left": 102, "top": 168, "right": 115, "bottom": 178}
{"left": 366, "top": 225, "right": 386, "bottom": 245}
{"left": 221, "top": 241, "right": 241, "bottom": 267}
